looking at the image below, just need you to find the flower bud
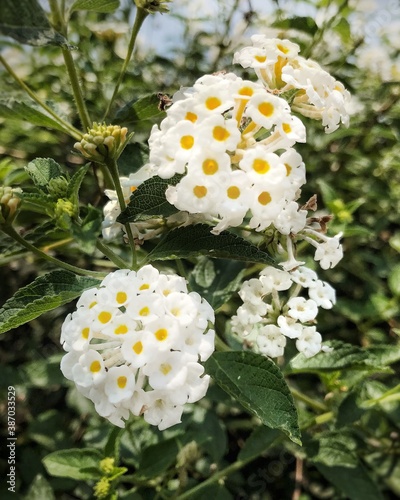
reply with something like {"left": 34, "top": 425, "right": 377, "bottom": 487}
{"left": 74, "top": 122, "right": 129, "bottom": 164}
{"left": 0, "top": 186, "right": 22, "bottom": 225}
{"left": 93, "top": 477, "right": 111, "bottom": 499}
{"left": 134, "top": 0, "right": 172, "bottom": 14}
{"left": 48, "top": 177, "right": 69, "bottom": 199}
{"left": 54, "top": 198, "right": 76, "bottom": 230}
{"left": 99, "top": 457, "right": 115, "bottom": 475}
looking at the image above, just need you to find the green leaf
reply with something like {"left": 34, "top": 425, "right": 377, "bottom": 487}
{"left": 0, "top": 0, "right": 69, "bottom": 47}
{"left": 272, "top": 16, "right": 319, "bottom": 36}
{"left": 136, "top": 438, "right": 180, "bottom": 480}
{"left": 316, "top": 463, "right": 384, "bottom": 500}
{"left": 25, "top": 474, "right": 55, "bottom": 500}
{"left": 21, "top": 192, "right": 55, "bottom": 213}
{"left": 189, "top": 258, "right": 246, "bottom": 309}
{"left": 71, "top": 0, "right": 120, "bottom": 13}
{"left": 306, "top": 430, "right": 359, "bottom": 468}
{"left": 146, "top": 224, "right": 276, "bottom": 266}
{"left": 117, "top": 174, "right": 182, "bottom": 223}
{"left": 118, "top": 142, "right": 149, "bottom": 176}
{"left": 238, "top": 426, "right": 282, "bottom": 462}
{"left": 205, "top": 352, "right": 301, "bottom": 445}
{"left": 43, "top": 448, "right": 102, "bottom": 480}
{"left": 66, "top": 163, "right": 90, "bottom": 204}
{"left": 285, "top": 340, "right": 383, "bottom": 374}
{"left": 25, "top": 158, "right": 64, "bottom": 189}
{"left": 0, "top": 271, "right": 100, "bottom": 334}
{"left": 191, "top": 484, "right": 234, "bottom": 500}
{"left": 0, "top": 100, "right": 68, "bottom": 132}
{"left": 71, "top": 206, "right": 103, "bottom": 254}
{"left": 116, "top": 94, "right": 166, "bottom": 123}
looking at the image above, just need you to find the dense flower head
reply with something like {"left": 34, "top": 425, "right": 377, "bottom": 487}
{"left": 60, "top": 265, "right": 215, "bottom": 430}
{"left": 233, "top": 36, "right": 351, "bottom": 133}
{"left": 149, "top": 70, "right": 307, "bottom": 234}
{"left": 231, "top": 264, "right": 335, "bottom": 358}
{"left": 74, "top": 122, "right": 128, "bottom": 163}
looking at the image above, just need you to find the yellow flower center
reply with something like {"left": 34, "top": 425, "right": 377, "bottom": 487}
{"left": 139, "top": 306, "right": 150, "bottom": 316}
{"left": 255, "top": 55, "right": 266, "bottom": 63}
{"left": 258, "top": 102, "right": 274, "bottom": 117}
{"left": 90, "top": 361, "right": 101, "bottom": 373}
{"left": 185, "top": 111, "right": 198, "bottom": 122}
{"left": 133, "top": 341, "right": 143, "bottom": 355}
{"left": 238, "top": 86, "right": 254, "bottom": 96}
{"left": 193, "top": 185, "right": 207, "bottom": 198}
{"left": 258, "top": 191, "right": 272, "bottom": 205}
{"left": 202, "top": 159, "right": 219, "bottom": 175}
{"left": 180, "top": 135, "right": 195, "bottom": 150}
{"left": 277, "top": 43, "right": 290, "bottom": 54}
{"left": 285, "top": 163, "right": 292, "bottom": 176}
{"left": 98, "top": 311, "right": 112, "bottom": 324}
{"left": 253, "top": 159, "right": 270, "bottom": 174}
{"left": 160, "top": 363, "right": 172, "bottom": 375}
{"left": 117, "top": 376, "right": 127, "bottom": 389}
{"left": 213, "top": 126, "right": 230, "bottom": 142}
{"left": 139, "top": 283, "right": 150, "bottom": 290}
{"left": 115, "top": 324, "right": 128, "bottom": 335}
{"left": 81, "top": 327, "right": 90, "bottom": 339}
{"left": 205, "top": 96, "right": 222, "bottom": 110}
{"left": 116, "top": 291, "right": 127, "bottom": 304}
{"left": 282, "top": 123, "right": 292, "bottom": 134}
{"left": 227, "top": 186, "right": 240, "bottom": 199}
{"left": 155, "top": 328, "right": 168, "bottom": 341}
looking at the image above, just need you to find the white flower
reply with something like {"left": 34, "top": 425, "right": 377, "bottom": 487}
{"left": 296, "top": 326, "right": 322, "bottom": 358}
{"left": 287, "top": 297, "right": 318, "bottom": 322}
{"left": 308, "top": 280, "right": 336, "bottom": 309}
{"left": 260, "top": 267, "right": 293, "bottom": 292}
{"left": 313, "top": 233, "right": 344, "bottom": 269}
{"left": 257, "top": 325, "right": 287, "bottom": 358}
{"left": 277, "top": 315, "right": 303, "bottom": 339}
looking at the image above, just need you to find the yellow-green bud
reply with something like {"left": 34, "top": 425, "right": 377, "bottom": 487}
{"left": 134, "top": 0, "right": 172, "bottom": 14}
{"left": 99, "top": 457, "right": 115, "bottom": 475}
{"left": 93, "top": 477, "right": 111, "bottom": 499}
{"left": 74, "top": 122, "right": 129, "bottom": 164}
{"left": 0, "top": 186, "right": 22, "bottom": 225}
{"left": 54, "top": 198, "right": 75, "bottom": 230}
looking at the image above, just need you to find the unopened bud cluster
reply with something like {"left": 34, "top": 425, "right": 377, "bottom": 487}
{"left": 60, "top": 265, "right": 215, "bottom": 430}
{"left": 74, "top": 123, "right": 128, "bottom": 163}
{"left": 0, "top": 186, "right": 22, "bottom": 225}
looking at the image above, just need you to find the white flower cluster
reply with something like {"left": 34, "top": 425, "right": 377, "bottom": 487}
{"left": 234, "top": 36, "right": 351, "bottom": 133}
{"left": 146, "top": 37, "right": 349, "bottom": 251}
{"left": 150, "top": 73, "right": 308, "bottom": 234}
{"left": 231, "top": 265, "right": 335, "bottom": 358}
{"left": 60, "top": 265, "right": 215, "bottom": 430}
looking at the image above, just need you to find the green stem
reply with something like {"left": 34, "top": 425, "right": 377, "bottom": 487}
{"left": 290, "top": 387, "right": 329, "bottom": 413}
{"left": 102, "top": 7, "right": 148, "bottom": 120}
{"left": 2, "top": 225, "right": 104, "bottom": 278}
{"left": 96, "top": 239, "right": 131, "bottom": 269}
{"left": 49, "top": 0, "right": 91, "bottom": 131}
{"left": 0, "top": 55, "right": 82, "bottom": 140}
{"left": 105, "top": 158, "right": 138, "bottom": 269}
{"left": 175, "top": 457, "right": 250, "bottom": 500}
{"left": 61, "top": 47, "right": 92, "bottom": 130}
{"left": 215, "top": 335, "right": 231, "bottom": 352}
